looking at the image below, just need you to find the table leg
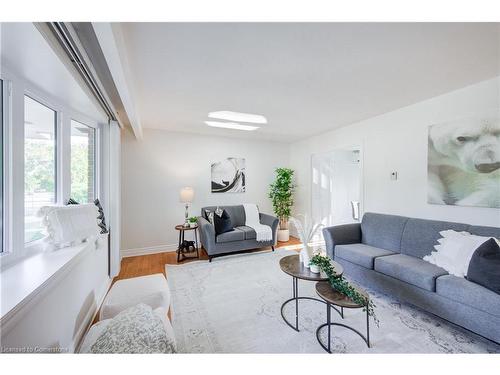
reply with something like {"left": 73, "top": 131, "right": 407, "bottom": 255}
{"left": 327, "top": 302, "right": 331, "bottom": 353}
{"left": 194, "top": 228, "right": 199, "bottom": 259}
{"left": 366, "top": 307, "right": 370, "bottom": 348}
{"left": 294, "top": 277, "right": 299, "bottom": 330}
{"left": 177, "top": 230, "right": 182, "bottom": 262}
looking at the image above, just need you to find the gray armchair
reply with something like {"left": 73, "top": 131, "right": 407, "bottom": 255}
{"left": 199, "top": 205, "right": 279, "bottom": 261}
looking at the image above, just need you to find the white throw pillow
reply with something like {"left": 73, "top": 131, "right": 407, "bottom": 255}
{"left": 38, "top": 204, "right": 100, "bottom": 248}
{"left": 424, "top": 230, "right": 494, "bottom": 278}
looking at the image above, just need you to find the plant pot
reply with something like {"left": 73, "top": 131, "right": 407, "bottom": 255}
{"left": 189, "top": 222, "right": 197, "bottom": 227}
{"left": 277, "top": 229, "right": 289, "bottom": 242}
{"left": 310, "top": 264, "right": 320, "bottom": 274}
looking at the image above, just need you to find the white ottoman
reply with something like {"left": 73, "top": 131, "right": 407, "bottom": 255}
{"left": 100, "top": 273, "right": 171, "bottom": 321}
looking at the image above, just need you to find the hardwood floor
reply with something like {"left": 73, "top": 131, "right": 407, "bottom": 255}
{"left": 114, "top": 236, "right": 302, "bottom": 283}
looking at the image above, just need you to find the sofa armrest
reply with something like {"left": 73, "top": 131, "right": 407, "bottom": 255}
{"left": 259, "top": 213, "right": 279, "bottom": 245}
{"left": 198, "top": 217, "right": 216, "bottom": 254}
{"left": 322, "top": 223, "right": 361, "bottom": 259}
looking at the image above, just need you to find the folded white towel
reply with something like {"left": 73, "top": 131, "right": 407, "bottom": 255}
{"left": 243, "top": 203, "right": 273, "bottom": 242}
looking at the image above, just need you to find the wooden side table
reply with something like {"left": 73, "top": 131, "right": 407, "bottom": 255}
{"left": 175, "top": 224, "right": 200, "bottom": 262}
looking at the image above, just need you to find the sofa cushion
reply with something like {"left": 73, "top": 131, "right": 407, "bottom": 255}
{"left": 216, "top": 228, "right": 245, "bottom": 243}
{"left": 100, "top": 273, "right": 171, "bottom": 321}
{"left": 374, "top": 254, "right": 448, "bottom": 291}
{"left": 335, "top": 243, "right": 396, "bottom": 269}
{"left": 400, "top": 218, "right": 469, "bottom": 259}
{"left": 235, "top": 225, "right": 256, "bottom": 240}
{"left": 436, "top": 275, "right": 500, "bottom": 317}
{"left": 361, "top": 213, "right": 408, "bottom": 252}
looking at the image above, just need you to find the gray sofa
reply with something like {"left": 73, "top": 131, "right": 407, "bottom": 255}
{"left": 323, "top": 212, "right": 500, "bottom": 344}
{"left": 198, "top": 205, "right": 279, "bottom": 261}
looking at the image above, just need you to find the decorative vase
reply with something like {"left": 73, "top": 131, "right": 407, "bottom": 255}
{"left": 310, "top": 264, "right": 320, "bottom": 273}
{"left": 299, "top": 246, "right": 311, "bottom": 268}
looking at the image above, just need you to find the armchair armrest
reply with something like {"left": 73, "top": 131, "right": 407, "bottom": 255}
{"left": 259, "top": 213, "right": 279, "bottom": 245}
{"left": 322, "top": 223, "right": 361, "bottom": 259}
{"left": 198, "top": 216, "right": 216, "bottom": 254}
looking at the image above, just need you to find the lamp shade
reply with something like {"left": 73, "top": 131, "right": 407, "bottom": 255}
{"left": 179, "top": 187, "right": 194, "bottom": 203}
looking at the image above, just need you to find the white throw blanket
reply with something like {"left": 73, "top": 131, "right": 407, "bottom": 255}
{"left": 243, "top": 203, "right": 273, "bottom": 242}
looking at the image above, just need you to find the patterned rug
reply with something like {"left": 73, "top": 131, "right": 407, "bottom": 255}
{"left": 166, "top": 249, "right": 500, "bottom": 353}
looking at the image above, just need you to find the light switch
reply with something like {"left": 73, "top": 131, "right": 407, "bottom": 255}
{"left": 390, "top": 171, "right": 398, "bottom": 180}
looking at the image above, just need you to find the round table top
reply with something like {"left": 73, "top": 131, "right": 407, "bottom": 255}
{"left": 175, "top": 224, "right": 198, "bottom": 231}
{"left": 315, "top": 281, "right": 369, "bottom": 308}
{"left": 279, "top": 254, "right": 343, "bottom": 281}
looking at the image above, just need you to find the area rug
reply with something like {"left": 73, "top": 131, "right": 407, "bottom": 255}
{"left": 166, "top": 249, "right": 500, "bottom": 353}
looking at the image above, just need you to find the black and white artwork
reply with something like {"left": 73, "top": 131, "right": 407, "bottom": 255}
{"left": 427, "top": 112, "right": 500, "bottom": 208}
{"left": 211, "top": 158, "right": 246, "bottom": 193}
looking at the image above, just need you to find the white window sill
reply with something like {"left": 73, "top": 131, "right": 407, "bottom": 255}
{"left": 0, "top": 235, "right": 108, "bottom": 322}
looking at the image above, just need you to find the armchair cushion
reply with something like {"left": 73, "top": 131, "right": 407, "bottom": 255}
{"left": 235, "top": 225, "right": 257, "bottom": 240}
{"left": 216, "top": 228, "right": 245, "bottom": 243}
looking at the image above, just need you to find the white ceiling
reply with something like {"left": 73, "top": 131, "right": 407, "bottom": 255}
{"left": 0, "top": 23, "right": 107, "bottom": 123}
{"left": 118, "top": 23, "right": 499, "bottom": 142}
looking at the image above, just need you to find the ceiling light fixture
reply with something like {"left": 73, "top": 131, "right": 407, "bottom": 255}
{"left": 205, "top": 121, "right": 259, "bottom": 131}
{"left": 208, "top": 111, "right": 267, "bottom": 124}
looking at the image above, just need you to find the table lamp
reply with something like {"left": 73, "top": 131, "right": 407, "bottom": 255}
{"left": 180, "top": 187, "right": 194, "bottom": 226}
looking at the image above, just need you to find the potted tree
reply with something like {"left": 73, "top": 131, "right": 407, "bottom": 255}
{"left": 269, "top": 168, "right": 295, "bottom": 242}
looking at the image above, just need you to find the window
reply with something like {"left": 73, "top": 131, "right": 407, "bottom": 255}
{"left": 1, "top": 79, "right": 4, "bottom": 252}
{"left": 24, "top": 96, "right": 57, "bottom": 243}
{"left": 71, "top": 120, "right": 96, "bottom": 203}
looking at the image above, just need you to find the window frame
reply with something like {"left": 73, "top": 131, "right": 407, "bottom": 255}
{"left": 1, "top": 79, "right": 4, "bottom": 254}
{"left": 0, "top": 69, "right": 102, "bottom": 267}
{"left": 23, "top": 93, "right": 59, "bottom": 244}
{"left": 70, "top": 118, "right": 98, "bottom": 204}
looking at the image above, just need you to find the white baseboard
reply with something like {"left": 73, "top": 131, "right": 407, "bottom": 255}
{"left": 120, "top": 243, "right": 178, "bottom": 258}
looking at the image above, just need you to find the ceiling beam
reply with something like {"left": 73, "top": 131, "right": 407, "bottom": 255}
{"left": 91, "top": 23, "right": 143, "bottom": 140}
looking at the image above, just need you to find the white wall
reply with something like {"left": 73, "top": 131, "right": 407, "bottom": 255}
{"left": 290, "top": 77, "right": 500, "bottom": 227}
{"left": 0, "top": 239, "right": 110, "bottom": 352}
{"left": 120, "top": 129, "right": 290, "bottom": 255}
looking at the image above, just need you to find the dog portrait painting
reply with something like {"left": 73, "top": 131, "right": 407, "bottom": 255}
{"left": 427, "top": 113, "right": 500, "bottom": 208}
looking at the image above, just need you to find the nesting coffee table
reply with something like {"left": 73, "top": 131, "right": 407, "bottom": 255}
{"left": 279, "top": 254, "right": 344, "bottom": 332}
{"left": 315, "top": 281, "right": 371, "bottom": 352}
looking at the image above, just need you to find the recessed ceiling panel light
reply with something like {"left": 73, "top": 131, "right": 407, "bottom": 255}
{"left": 205, "top": 121, "right": 259, "bottom": 131}
{"left": 208, "top": 111, "right": 267, "bottom": 124}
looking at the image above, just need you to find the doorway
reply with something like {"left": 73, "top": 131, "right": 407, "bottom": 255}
{"left": 311, "top": 148, "right": 362, "bottom": 237}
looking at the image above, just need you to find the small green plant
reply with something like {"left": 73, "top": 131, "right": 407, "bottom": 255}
{"left": 310, "top": 254, "right": 378, "bottom": 326}
{"left": 188, "top": 216, "right": 198, "bottom": 223}
{"left": 269, "top": 168, "right": 295, "bottom": 230}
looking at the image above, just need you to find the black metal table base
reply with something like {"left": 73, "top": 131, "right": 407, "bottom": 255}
{"left": 280, "top": 276, "right": 344, "bottom": 332}
{"left": 316, "top": 301, "right": 370, "bottom": 353}
{"left": 177, "top": 227, "right": 199, "bottom": 262}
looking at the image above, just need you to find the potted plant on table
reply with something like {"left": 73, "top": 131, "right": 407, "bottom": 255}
{"left": 310, "top": 253, "right": 379, "bottom": 326}
{"left": 269, "top": 168, "right": 295, "bottom": 242}
{"left": 188, "top": 216, "right": 198, "bottom": 227}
